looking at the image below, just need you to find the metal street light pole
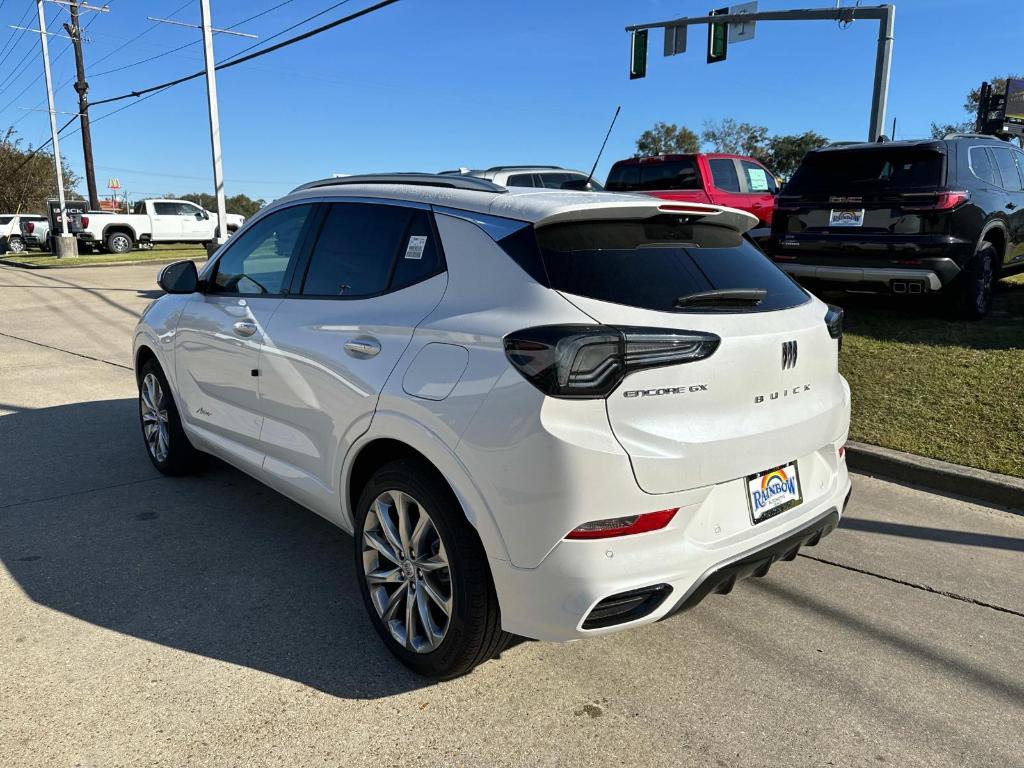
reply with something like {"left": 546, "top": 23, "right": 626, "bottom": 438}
{"left": 625, "top": 4, "right": 896, "bottom": 142}
{"left": 35, "top": 0, "right": 77, "bottom": 258}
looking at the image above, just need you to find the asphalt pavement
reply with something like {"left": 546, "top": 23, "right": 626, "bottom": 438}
{"left": 1, "top": 262, "right": 1022, "bottom": 768}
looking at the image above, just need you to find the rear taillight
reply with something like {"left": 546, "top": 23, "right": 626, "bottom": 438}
{"left": 503, "top": 325, "right": 720, "bottom": 399}
{"left": 824, "top": 304, "right": 843, "bottom": 348}
{"left": 566, "top": 509, "right": 678, "bottom": 540}
{"left": 25, "top": 222, "right": 34, "bottom": 233}
{"left": 902, "top": 190, "right": 969, "bottom": 212}
{"left": 81, "top": 215, "right": 89, "bottom": 228}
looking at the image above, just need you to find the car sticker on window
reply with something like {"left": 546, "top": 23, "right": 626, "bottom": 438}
{"left": 746, "top": 167, "right": 769, "bottom": 192}
{"left": 404, "top": 235, "right": 427, "bottom": 260}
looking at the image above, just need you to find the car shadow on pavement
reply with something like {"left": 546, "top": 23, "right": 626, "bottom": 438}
{"left": 0, "top": 398, "right": 435, "bottom": 700}
{"left": 841, "top": 517, "right": 1024, "bottom": 552}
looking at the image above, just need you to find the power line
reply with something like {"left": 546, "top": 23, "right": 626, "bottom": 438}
{"left": 90, "top": 0, "right": 300, "bottom": 79}
{"left": 8, "top": 0, "right": 402, "bottom": 179}
{"left": 0, "top": 0, "right": 35, "bottom": 70}
{"left": 91, "top": 0, "right": 392, "bottom": 108}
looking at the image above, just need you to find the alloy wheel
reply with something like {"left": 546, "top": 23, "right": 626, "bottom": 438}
{"left": 111, "top": 234, "right": 131, "bottom": 253}
{"left": 8, "top": 237, "right": 25, "bottom": 253}
{"left": 140, "top": 372, "right": 170, "bottom": 463}
{"left": 361, "top": 490, "right": 453, "bottom": 653}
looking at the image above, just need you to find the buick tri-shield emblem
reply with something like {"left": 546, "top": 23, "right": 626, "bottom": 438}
{"left": 781, "top": 340, "right": 798, "bottom": 370}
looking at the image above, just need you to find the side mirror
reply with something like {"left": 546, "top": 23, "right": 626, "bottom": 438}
{"left": 158, "top": 259, "right": 199, "bottom": 294}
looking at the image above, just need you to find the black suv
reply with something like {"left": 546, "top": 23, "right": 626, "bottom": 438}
{"left": 769, "top": 135, "right": 1024, "bottom": 318}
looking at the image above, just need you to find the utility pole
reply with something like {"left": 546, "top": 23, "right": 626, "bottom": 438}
{"left": 35, "top": 0, "right": 77, "bottom": 258}
{"left": 64, "top": 1, "right": 100, "bottom": 210}
{"left": 625, "top": 4, "right": 896, "bottom": 142}
{"left": 151, "top": 4, "right": 256, "bottom": 250}
{"left": 199, "top": 0, "right": 227, "bottom": 246}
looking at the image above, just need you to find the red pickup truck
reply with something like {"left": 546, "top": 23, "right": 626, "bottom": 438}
{"left": 605, "top": 153, "right": 779, "bottom": 230}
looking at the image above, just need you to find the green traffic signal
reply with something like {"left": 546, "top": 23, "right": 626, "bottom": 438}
{"left": 630, "top": 29, "right": 648, "bottom": 79}
{"left": 707, "top": 7, "right": 728, "bottom": 63}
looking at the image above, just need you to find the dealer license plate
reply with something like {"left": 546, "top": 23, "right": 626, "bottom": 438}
{"left": 747, "top": 462, "right": 802, "bottom": 524}
{"left": 829, "top": 208, "right": 865, "bottom": 227}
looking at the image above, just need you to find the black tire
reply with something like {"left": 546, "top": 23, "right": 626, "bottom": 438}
{"left": 949, "top": 242, "right": 997, "bottom": 320}
{"left": 353, "top": 458, "right": 512, "bottom": 679}
{"left": 137, "top": 358, "right": 200, "bottom": 476}
{"left": 106, "top": 230, "right": 134, "bottom": 254}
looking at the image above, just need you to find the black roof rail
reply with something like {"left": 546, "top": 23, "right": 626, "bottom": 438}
{"left": 483, "top": 165, "right": 564, "bottom": 172}
{"left": 943, "top": 132, "right": 1007, "bottom": 141}
{"left": 292, "top": 173, "right": 507, "bottom": 195}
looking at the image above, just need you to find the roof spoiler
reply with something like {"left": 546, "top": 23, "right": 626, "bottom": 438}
{"left": 533, "top": 201, "right": 759, "bottom": 234}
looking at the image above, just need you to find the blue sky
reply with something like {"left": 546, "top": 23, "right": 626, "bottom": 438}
{"left": 0, "top": 0, "right": 1021, "bottom": 204}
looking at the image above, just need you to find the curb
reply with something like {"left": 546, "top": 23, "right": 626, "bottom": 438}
{"left": 0, "top": 255, "right": 207, "bottom": 270}
{"left": 846, "top": 440, "right": 1024, "bottom": 513}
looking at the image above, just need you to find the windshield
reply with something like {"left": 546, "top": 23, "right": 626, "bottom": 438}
{"left": 786, "top": 148, "right": 945, "bottom": 195}
{"left": 533, "top": 217, "right": 808, "bottom": 313}
{"left": 606, "top": 159, "right": 701, "bottom": 192}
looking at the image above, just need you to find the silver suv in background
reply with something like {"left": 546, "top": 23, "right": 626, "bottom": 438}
{"left": 442, "top": 165, "right": 604, "bottom": 191}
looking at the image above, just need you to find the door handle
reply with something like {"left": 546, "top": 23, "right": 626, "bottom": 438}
{"left": 344, "top": 337, "right": 381, "bottom": 358}
{"left": 1007, "top": 202, "right": 1017, "bottom": 210}
{"left": 232, "top": 320, "right": 258, "bottom": 338}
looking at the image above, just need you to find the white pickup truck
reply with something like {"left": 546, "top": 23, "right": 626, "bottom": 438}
{"left": 77, "top": 199, "right": 246, "bottom": 253}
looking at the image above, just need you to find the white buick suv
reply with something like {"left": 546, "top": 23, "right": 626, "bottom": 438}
{"left": 134, "top": 174, "right": 852, "bottom": 678}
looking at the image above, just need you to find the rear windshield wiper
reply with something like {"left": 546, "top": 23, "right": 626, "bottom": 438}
{"left": 674, "top": 288, "right": 767, "bottom": 309}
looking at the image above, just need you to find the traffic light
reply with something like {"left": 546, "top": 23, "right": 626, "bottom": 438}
{"left": 707, "top": 7, "right": 728, "bottom": 63}
{"left": 630, "top": 29, "right": 648, "bottom": 79}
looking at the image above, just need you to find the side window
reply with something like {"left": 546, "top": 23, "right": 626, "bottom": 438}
{"left": 539, "top": 172, "right": 575, "bottom": 189}
{"left": 300, "top": 203, "right": 439, "bottom": 297}
{"left": 709, "top": 158, "right": 741, "bottom": 192}
{"left": 179, "top": 202, "right": 203, "bottom": 217}
{"left": 1014, "top": 152, "right": 1024, "bottom": 190}
{"left": 507, "top": 173, "right": 537, "bottom": 187}
{"left": 210, "top": 204, "right": 313, "bottom": 295}
{"left": 992, "top": 147, "right": 1024, "bottom": 191}
{"left": 969, "top": 147, "right": 1000, "bottom": 186}
{"left": 153, "top": 202, "right": 179, "bottom": 215}
{"left": 740, "top": 160, "right": 776, "bottom": 193}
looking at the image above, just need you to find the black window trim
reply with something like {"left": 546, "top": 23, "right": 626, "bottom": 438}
{"left": 199, "top": 198, "right": 320, "bottom": 298}
{"left": 285, "top": 197, "right": 448, "bottom": 301}
{"left": 968, "top": 145, "right": 1002, "bottom": 188}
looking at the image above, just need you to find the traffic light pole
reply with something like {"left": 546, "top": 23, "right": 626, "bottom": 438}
{"left": 626, "top": 4, "right": 896, "bottom": 142}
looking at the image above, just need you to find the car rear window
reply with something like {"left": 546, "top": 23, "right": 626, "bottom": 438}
{"left": 786, "top": 148, "right": 945, "bottom": 195}
{"left": 606, "top": 159, "right": 702, "bottom": 192}
{"left": 531, "top": 216, "right": 808, "bottom": 313}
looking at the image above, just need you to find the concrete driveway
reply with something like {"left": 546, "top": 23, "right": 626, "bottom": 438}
{"left": 1, "top": 263, "right": 1022, "bottom": 767}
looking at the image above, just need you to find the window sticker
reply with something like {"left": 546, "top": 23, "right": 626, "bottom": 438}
{"left": 404, "top": 235, "right": 428, "bottom": 260}
{"left": 746, "top": 167, "right": 769, "bottom": 192}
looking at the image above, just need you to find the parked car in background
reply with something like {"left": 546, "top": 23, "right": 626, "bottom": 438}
{"left": 442, "top": 165, "right": 604, "bottom": 191}
{"left": 1, "top": 214, "right": 32, "bottom": 253}
{"left": 18, "top": 214, "right": 50, "bottom": 250}
{"left": 77, "top": 198, "right": 244, "bottom": 253}
{"left": 770, "top": 135, "right": 1024, "bottom": 319}
{"left": 136, "top": 173, "right": 850, "bottom": 678}
{"left": 605, "top": 153, "right": 780, "bottom": 231}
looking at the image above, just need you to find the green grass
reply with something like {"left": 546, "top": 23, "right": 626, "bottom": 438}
{"left": 2, "top": 243, "right": 208, "bottom": 267}
{"left": 836, "top": 273, "right": 1024, "bottom": 478}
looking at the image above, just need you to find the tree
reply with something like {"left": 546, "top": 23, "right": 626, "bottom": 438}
{"left": 179, "top": 192, "right": 266, "bottom": 218}
{"left": 701, "top": 118, "right": 769, "bottom": 158}
{"left": 931, "top": 74, "right": 1024, "bottom": 146}
{"left": 0, "top": 128, "right": 81, "bottom": 213}
{"left": 635, "top": 122, "right": 699, "bottom": 156}
{"left": 763, "top": 131, "right": 830, "bottom": 178}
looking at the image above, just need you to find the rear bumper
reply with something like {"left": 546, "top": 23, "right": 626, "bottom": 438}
{"left": 489, "top": 455, "right": 851, "bottom": 642}
{"left": 779, "top": 263, "right": 946, "bottom": 291}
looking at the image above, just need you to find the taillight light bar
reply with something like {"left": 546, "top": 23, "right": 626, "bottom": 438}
{"left": 566, "top": 509, "right": 678, "bottom": 540}
{"left": 902, "top": 190, "right": 969, "bottom": 212}
{"left": 504, "top": 325, "right": 720, "bottom": 399}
